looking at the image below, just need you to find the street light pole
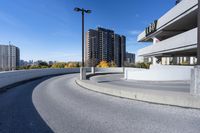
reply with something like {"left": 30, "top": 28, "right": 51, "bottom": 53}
{"left": 82, "top": 11, "right": 85, "bottom": 67}
{"left": 197, "top": 0, "right": 200, "bottom": 65}
{"left": 74, "top": 7, "right": 91, "bottom": 67}
{"left": 74, "top": 7, "right": 91, "bottom": 80}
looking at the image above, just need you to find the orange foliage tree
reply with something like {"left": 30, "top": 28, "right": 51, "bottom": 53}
{"left": 97, "top": 61, "right": 110, "bottom": 68}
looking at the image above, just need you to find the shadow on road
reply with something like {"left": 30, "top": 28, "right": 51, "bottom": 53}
{"left": 0, "top": 77, "right": 54, "bottom": 133}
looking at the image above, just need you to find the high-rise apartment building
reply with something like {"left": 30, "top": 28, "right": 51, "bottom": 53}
{"left": 85, "top": 27, "right": 126, "bottom": 67}
{"left": 85, "top": 29, "right": 99, "bottom": 67}
{"left": 98, "top": 27, "right": 114, "bottom": 63}
{"left": 114, "top": 34, "right": 121, "bottom": 67}
{"left": 0, "top": 45, "right": 20, "bottom": 71}
{"left": 120, "top": 35, "right": 126, "bottom": 67}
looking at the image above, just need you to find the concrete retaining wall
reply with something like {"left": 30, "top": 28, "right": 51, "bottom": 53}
{"left": 0, "top": 67, "right": 122, "bottom": 89}
{"left": 125, "top": 65, "right": 194, "bottom": 81}
{"left": 124, "top": 68, "right": 147, "bottom": 80}
{"left": 0, "top": 68, "right": 86, "bottom": 89}
{"left": 95, "top": 67, "right": 124, "bottom": 73}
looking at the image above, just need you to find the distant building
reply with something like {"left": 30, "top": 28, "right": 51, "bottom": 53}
{"left": 20, "top": 60, "right": 27, "bottom": 66}
{"left": 85, "top": 29, "right": 99, "bottom": 67}
{"left": 114, "top": 34, "right": 121, "bottom": 67}
{"left": 126, "top": 52, "right": 135, "bottom": 64}
{"left": 98, "top": 27, "right": 114, "bottom": 64}
{"left": 85, "top": 27, "right": 126, "bottom": 67}
{"left": 0, "top": 45, "right": 20, "bottom": 71}
{"left": 120, "top": 35, "right": 126, "bottom": 66}
{"left": 48, "top": 61, "right": 54, "bottom": 66}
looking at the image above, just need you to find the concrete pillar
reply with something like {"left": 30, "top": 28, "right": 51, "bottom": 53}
{"left": 91, "top": 67, "right": 95, "bottom": 74}
{"left": 124, "top": 68, "right": 127, "bottom": 80}
{"left": 180, "top": 57, "right": 183, "bottom": 64}
{"left": 167, "top": 57, "right": 170, "bottom": 65}
{"left": 190, "top": 66, "right": 200, "bottom": 96}
{"left": 80, "top": 67, "right": 86, "bottom": 80}
{"left": 152, "top": 57, "right": 161, "bottom": 65}
{"left": 190, "top": 57, "right": 194, "bottom": 65}
{"left": 172, "top": 57, "right": 177, "bottom": 65}
{"left": 152, "top": 57, "right": 157, "bottom": 65}
{"left": 123, "top": 67, "right": 125, "bottom": 73}
{"left": 153, "top": 37, "right": 160, "bottom": 44}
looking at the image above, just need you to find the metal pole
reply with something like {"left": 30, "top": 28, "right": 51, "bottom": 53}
{"left": 197, "top": 0, "right": 200, "bottom": 65}
{"left": 82, "top": 10, "right": 85, "bottom": 67}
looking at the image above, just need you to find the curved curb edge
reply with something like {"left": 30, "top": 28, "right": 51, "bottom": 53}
{"left": 75, "top": 79, "right": 200, "bottom": 109}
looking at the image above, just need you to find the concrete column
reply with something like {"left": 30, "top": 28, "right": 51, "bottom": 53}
{"left": 172, "top": 57, "right": 177, "bottom": 65}
{"left": 180, "top": 57, "right": 183, "bottom": 64}
{"left": 190, "top": 57, "right": 194, "bottom": 65}
{"left": 124, "top": 68, "right": 127, "bottom": 80}
{"left": 153, "top": 57, "right": 162, "bottom": 65}
{"left": 91, "top": 67, "right": 95, "bottom": 74}
{"left": 167, "top": 57, "right": 170, "bottom": 65}
{"left": 80, "top": 67, "right": 86, "bottom": 80}
{"left": 152, "top": 57, "right": 157, "bottom": 65}
{"left": 153, "top": 37, "right": 160, "bottom": 44}
{"left": 190, "top": 66, "right": 200, "bottom": 96}
{"left": 123, "top": 67, "right": 125, "bottom": 73}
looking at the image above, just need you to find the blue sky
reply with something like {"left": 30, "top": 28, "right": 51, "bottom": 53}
{"left": 0, "top": 0, "right": 175, "bottom": 62}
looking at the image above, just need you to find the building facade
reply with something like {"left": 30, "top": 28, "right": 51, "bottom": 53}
{"left": 126, "top": 52, "right": 135, "bottom": 64}
{"left": 85, "top": 27, "right": 126, "bottom": 67}
{"left": 137, "top": 0, "right": 198, "bottom": 66}
{"left": 0, "top": 45, "right": 20, "bottom": 71}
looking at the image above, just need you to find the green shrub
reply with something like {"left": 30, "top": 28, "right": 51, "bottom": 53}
{"left": 134, "top": 62, "right": 151, "bottom": 69}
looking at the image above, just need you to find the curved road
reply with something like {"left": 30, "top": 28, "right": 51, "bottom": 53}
{"left": 90, "top": 74, "right": 190, "bottom": 92}
{"left": 0, "top": 73, "right": 200, "bottom": 133}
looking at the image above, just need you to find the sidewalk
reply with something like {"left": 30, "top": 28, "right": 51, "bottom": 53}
{"left": 76, "top": 73, "right": 200, "bottom": 109}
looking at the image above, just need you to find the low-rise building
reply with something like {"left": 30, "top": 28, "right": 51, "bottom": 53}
{"left": 0, "top": 44, "right": 20, "bottom": 71}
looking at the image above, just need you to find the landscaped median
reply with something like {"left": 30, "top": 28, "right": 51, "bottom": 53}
{"left": 76, "top": 75, "right": 200, "bottom": 109}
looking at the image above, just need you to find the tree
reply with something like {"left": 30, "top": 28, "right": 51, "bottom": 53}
{"left": 109, "top": 61, "right": 117, "bottom": 67}
{"left": 51, "top": 62, "right": 67, "bottom": 68}
{"left": 97, "top": 61, "right": 110, "bottom": 68}
{"left": 38, "top": 61, "right": 48, "bottom": 67}
{"left": 65, "top": 62, "right": 80, "bottom": 68}
{"left": 30, "top": 65, "right": 40, "bottom": 69}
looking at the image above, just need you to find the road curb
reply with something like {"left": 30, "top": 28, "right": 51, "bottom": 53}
{"left": 76, "top": 79, "right": 200, "bottom": 109}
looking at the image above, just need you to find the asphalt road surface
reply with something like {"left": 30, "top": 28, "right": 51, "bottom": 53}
{"left": 90, "top": 74, "right": 190, "bottom": 92}
{"left": 0, "top": 73, "right": 200, "bottom": 133}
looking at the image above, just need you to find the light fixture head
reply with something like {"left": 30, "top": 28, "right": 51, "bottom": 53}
{"left": 74, "top": 7, "right": 81, "bottom": 12}
{"left": 85, "top": 10, "right": 92, "bottom": 14}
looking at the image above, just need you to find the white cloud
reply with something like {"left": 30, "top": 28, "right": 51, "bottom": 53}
{"left": 129, "top": 30, "right": 142, "bottom": 36}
